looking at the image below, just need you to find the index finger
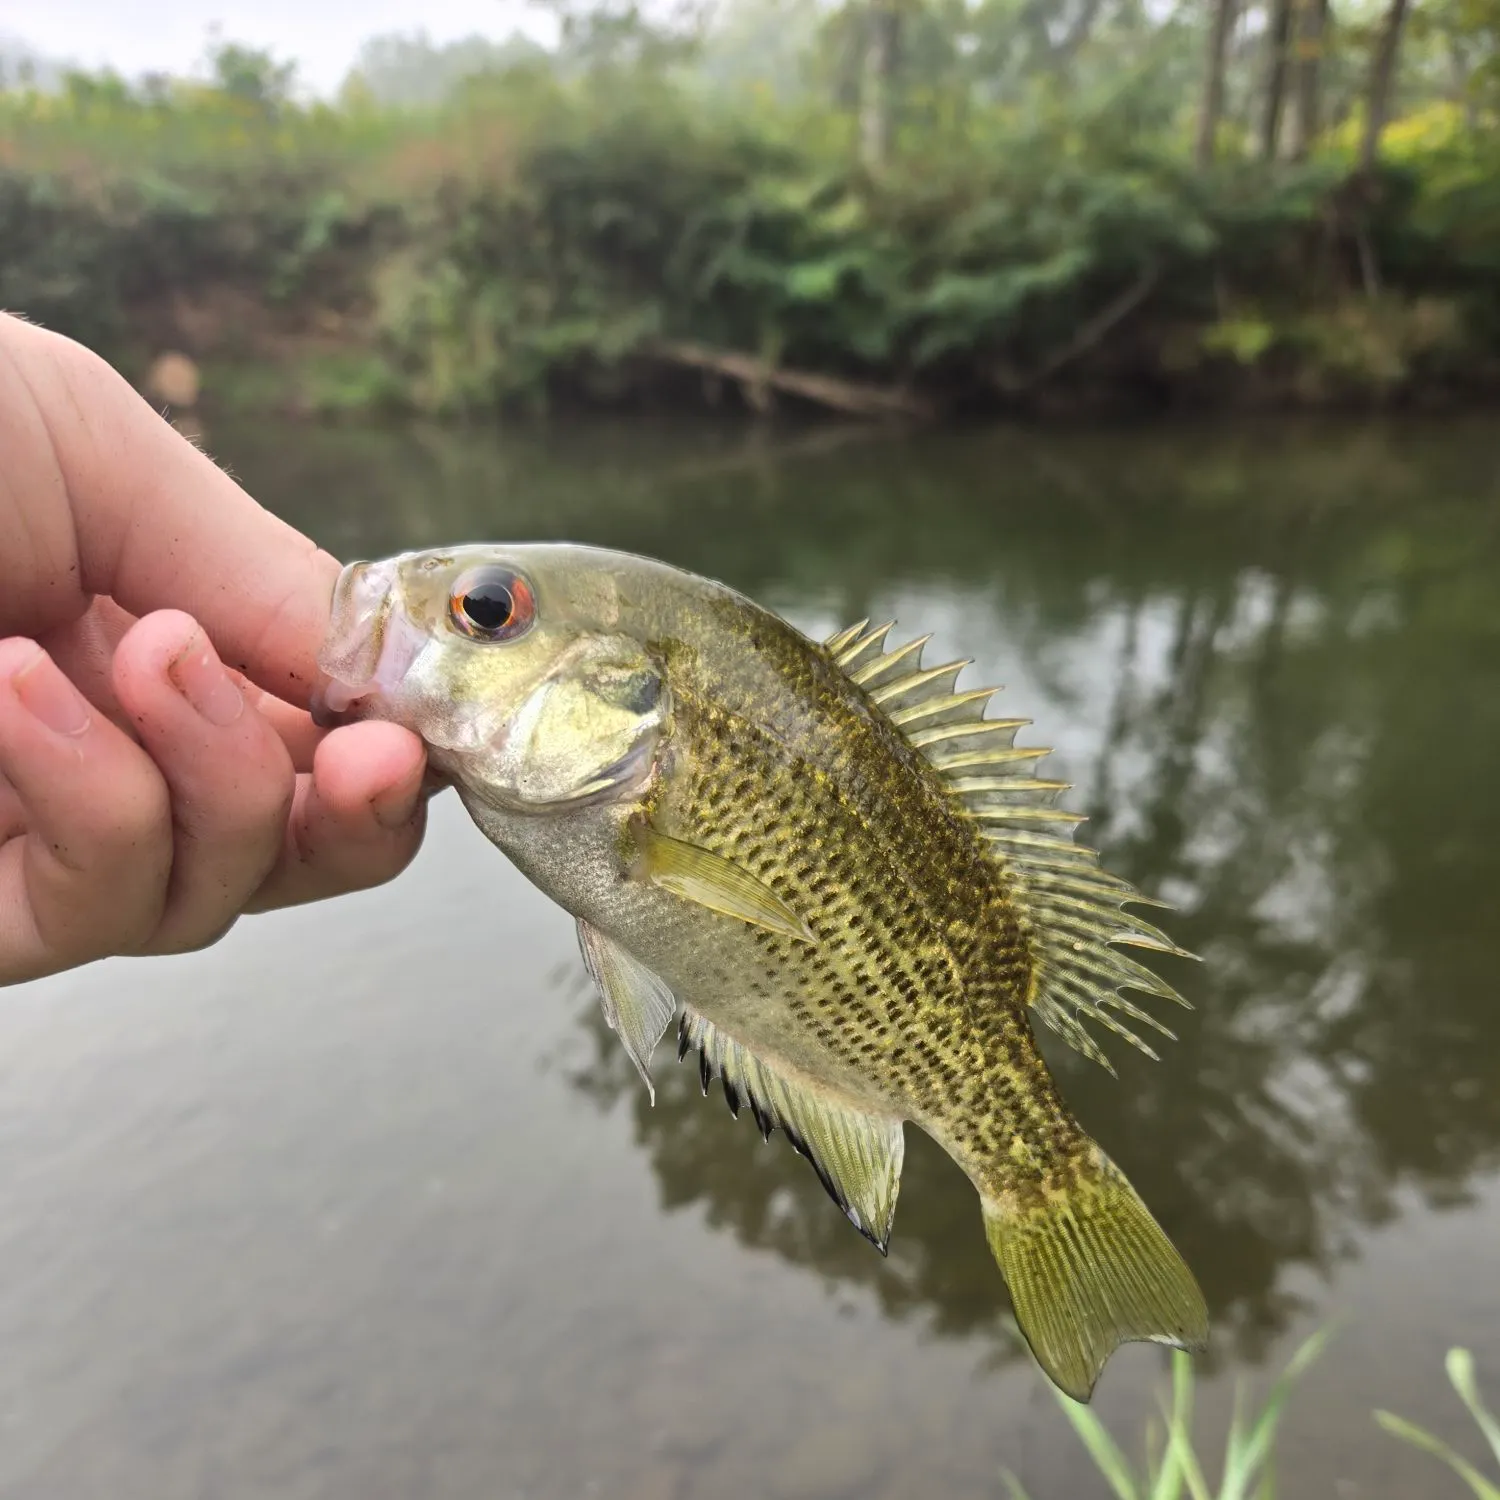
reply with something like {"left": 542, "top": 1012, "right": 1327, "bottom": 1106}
{"left": 0, "top": 315, "right": 338, "bottom": 709}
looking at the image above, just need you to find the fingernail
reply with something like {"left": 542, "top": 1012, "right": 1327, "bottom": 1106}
{"left": 372, "top": 769, "right": 423, "bottom": 831}
{"left": 169, "top": 632, "right": 244, "bottom": 727}
{"left": 12, "top": 650, "right": 91, "bottom": 737}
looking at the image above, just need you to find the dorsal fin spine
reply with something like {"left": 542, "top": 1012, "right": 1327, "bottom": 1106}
{"left": 955, "top": 778, "right": 1072, "bottom": 804}
{"left": 837, "top": 623, "right": 895, "bottom": 672}
{"left": 822, "top": 619, "right": 1195, "bottom": 1070}
{"left": 889, "top": 688, "right": 994, "bottom": 729}
{"left": 823, "top": 620, "right": 869, "bottom": 657}
{"left": 909, "top": 718, "right": 1030, "bottom": 751}
{"left": 849, "top": 634, "right": 930, "bottom": 688}
{"left": 869, "top": 663, "right": 968, "bottom": 710}
{"left": 962, "top": 806, "right": 1087, "bottom": 828}
{"left": 931, "top": 747, "right": 1048, "bottom": 776}
{"left": 983, "top": 828, "right": 1098, "bottom": 859}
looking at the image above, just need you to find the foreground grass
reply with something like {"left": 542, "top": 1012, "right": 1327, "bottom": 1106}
{"left": 1007, "top": 1333, "right": 1499, "bottom": 1500}
{"left": 1377, "top": 1348, "right": 1500, "bottom": 1499}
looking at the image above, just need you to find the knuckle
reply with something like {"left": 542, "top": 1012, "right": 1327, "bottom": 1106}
{"left": 92, "top": 774, "right": 174, "bottom": 866}
{"left": 153, "top": 912, "right": 241, "bottom": 958}
{"left": 337, "top": 821, "right": 424, "bottom": 896}
{"left": 254, "top": 808, "right": 423, "bottom": 914}
{"left": 245, "top": 774, "right": 297, "bottom": 832}
{"left": 200, "top": 770, "right": 294, "bottom": 850}
{"left": 31, "top": 846, "right": 170, "bottom": 964}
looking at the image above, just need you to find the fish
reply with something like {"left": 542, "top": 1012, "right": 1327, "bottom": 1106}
{"left": 314, "top": 542, "right": 1209, "bottom": 1400}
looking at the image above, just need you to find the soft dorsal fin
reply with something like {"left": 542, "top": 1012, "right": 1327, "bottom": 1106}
{"left": 823, "top": 621, "right": 1194, "bottom": 1073}
{"left": 678, "top": 1006, "right": 905, "bottom": 1252}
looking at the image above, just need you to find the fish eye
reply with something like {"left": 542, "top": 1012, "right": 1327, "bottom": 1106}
{"left": 448, "top": 567, "right": 536, "bottom": 643}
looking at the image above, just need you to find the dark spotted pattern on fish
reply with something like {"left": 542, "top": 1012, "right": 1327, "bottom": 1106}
{"left": 654, "top": 611, "right": 1090, "bottom": 1204}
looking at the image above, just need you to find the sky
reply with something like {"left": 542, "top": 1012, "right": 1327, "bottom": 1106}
{"left": 1, "top": 0, "right": 557, "bottom": 95}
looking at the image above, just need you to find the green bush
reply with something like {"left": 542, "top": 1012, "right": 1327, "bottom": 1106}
{"left": 3, "top": 60, "right": 1498, "bottom": 415}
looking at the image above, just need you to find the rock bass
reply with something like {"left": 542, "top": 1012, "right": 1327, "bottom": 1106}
{"left": 315, "top": 542, "right": 1209, "bottom": 1400}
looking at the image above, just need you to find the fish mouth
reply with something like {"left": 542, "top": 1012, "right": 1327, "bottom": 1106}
{"left": 312, "top": 559, "right": 426, "bottom": 726}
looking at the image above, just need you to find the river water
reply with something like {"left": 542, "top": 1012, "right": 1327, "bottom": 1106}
{"left": 2, "top": 414, "right": 1497, "bottom": 1499}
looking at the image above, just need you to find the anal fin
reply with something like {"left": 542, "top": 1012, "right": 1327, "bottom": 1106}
{"left": 679, "top": 1007, "right": 904, "bottom": 1252}
{"left": 577, "top": 920, "right": 676, "bottom": 1103}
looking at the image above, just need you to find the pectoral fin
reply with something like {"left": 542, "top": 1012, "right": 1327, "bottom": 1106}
{"left": 679, "top": 1007, "right": 905, "bottom": 1252}
{"left": 577, "top": 920, "right": 677, "bottom": 1103}
{"left": 632, "top": 825, "right": 813, "bottom": 943}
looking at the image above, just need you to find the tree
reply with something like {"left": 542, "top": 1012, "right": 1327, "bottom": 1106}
{"left": 0, "top": 36, "right": 63, "bottom": 93}
{"left": 1287, "top": 0, "right": 1330, "bottom": 158}
{"left": 535, "top": 0, "right": 711, "bottom": 74}
{"left": 695, "top": 0, "right": 823, "bottom": 100}
{"left": 860, "top": 0, "right": 902, "bottom": 170}
{"left": 347, "top": 30, "right": 548, "bottom": 106}
{"left": 1360, "top": 0, "right": 1413, "bottom": 170}
{"left": 1197, "top": 0, "right": 1240, "bottom": 165}
{"left": 208, "top": 42, "right": 296, "bottom": 108}
{"left": 1260, "top": 0, "right": 1296, "bottom": 157}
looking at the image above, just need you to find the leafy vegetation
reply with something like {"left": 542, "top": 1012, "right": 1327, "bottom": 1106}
{"left": 1004, "top": 1335, "right": 1498, "bottom": 1500}
{"left": 1006, "top": 1331, "right": 1330, "bottom": 1500}
{"left": 3, "top": 1, "right": 1499, "bottom": 417}
{"left": 1377, "top": 1348, "right": 1500, "bottom": 1498}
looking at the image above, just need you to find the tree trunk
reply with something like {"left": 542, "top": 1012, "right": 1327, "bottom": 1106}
{"left": 1448, "top": 38, "right": 1478, "bottom": 129}
{"left": 859, "top": 0, "right": 899, "bottom": 171}
{"left": 1446, "top": 35, "right": 1467, "bottom": 102}
{"left": 1196, "top": 0, "right": 1238, "bottom": 166}
{"left": 1259, "top": 0, "right": 1295, "bottom": 160}
{"left": 1287, "top": 0, "right": 1329, "bottom": 159}
{"left": 1051, "top": 0, "right": 1108, "bottom": 75}
{"left": 1359, "top": 0, "right": 1411, "bottom": 171}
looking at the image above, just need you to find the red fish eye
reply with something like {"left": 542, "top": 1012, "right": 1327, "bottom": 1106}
{"left": 449, "top": 568, "right": 535, "bottom": 642}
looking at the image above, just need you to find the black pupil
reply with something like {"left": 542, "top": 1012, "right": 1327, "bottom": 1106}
{"left": 462, "top": 581, "right": 515, "bottom": 633}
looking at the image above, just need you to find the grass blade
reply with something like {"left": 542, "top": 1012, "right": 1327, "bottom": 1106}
{"left": 1447, "top": 1350, "right": 1500, "bottom": 1469}
{"left": 1158, "top": 1352, "right": 1215, "bottom": 1500}
{"left": 1374, "top": 1411, "right": 1500, "bottom": 1500}
{"left": 1027, "top": 1331, "right": 1329, "bottom": 1500}
{"left": 1147, "top": 1355, "right": 1191, "bottom": 1500}
{"left": 1219, "top": 1327, "right": 1331, "bottom": 1500}
{"left": 1055, "top": 1393, "right": 1142, "bottom": 1500}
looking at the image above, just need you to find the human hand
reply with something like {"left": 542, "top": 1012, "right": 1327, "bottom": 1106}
{"left": 0, "top": 314, "right": 429, "bottom": 985}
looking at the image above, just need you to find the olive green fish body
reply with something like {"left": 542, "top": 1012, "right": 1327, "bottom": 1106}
{"left": 471, "top": 590, "right": 1072, "bottom": 1170}
{"left": 316, "top": 543, "right": 1209, "bottom": 1401}
{"left": 644, "top": 611, "right": 1083, "bottom": 1179}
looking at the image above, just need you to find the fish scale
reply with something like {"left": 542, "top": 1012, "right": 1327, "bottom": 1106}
{"left": 316, "top": 540, "right": 1209, "bottom": 1401}
{"left": 660, "top": 658, "right": 1079, "bottom": 1177}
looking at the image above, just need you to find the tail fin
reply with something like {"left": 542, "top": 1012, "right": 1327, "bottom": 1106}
{"left": 982, "top": 1146, "right": 1208, "bottom": 1402}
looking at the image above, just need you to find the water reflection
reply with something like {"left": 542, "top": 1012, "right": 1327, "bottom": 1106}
{"left": 223, "top": 411, "right": 1500, "bottom": 1377}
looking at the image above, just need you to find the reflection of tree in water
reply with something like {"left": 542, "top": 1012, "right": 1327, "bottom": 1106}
{"left": 229, "top": 413, "right": 1500, "bottom": 1369}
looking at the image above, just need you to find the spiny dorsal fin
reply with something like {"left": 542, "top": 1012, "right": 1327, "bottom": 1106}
{"left": 822, "top": 620, "right": 1194, "bottom": 1073}
{"left": 677, "top": 1006, "right": 905, "bottom": 1253}
{"left": 577, "top": 920, "right": 677, "bottom": 1104}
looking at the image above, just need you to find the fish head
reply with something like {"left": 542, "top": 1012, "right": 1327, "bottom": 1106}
{"left": 314, "top": 544, "right": 669, "bottom": 814}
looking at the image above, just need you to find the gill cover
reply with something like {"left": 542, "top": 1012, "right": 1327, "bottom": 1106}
{"left": 494, "top": 640, "right": 667, "bottom": 809}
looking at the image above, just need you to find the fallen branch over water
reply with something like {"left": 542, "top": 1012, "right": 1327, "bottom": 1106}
{"left": 646, "top": 340, "right": 934, "bottom": 422}
{"left": 990, "top": 266, "right": 1162, "bottom": 396}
